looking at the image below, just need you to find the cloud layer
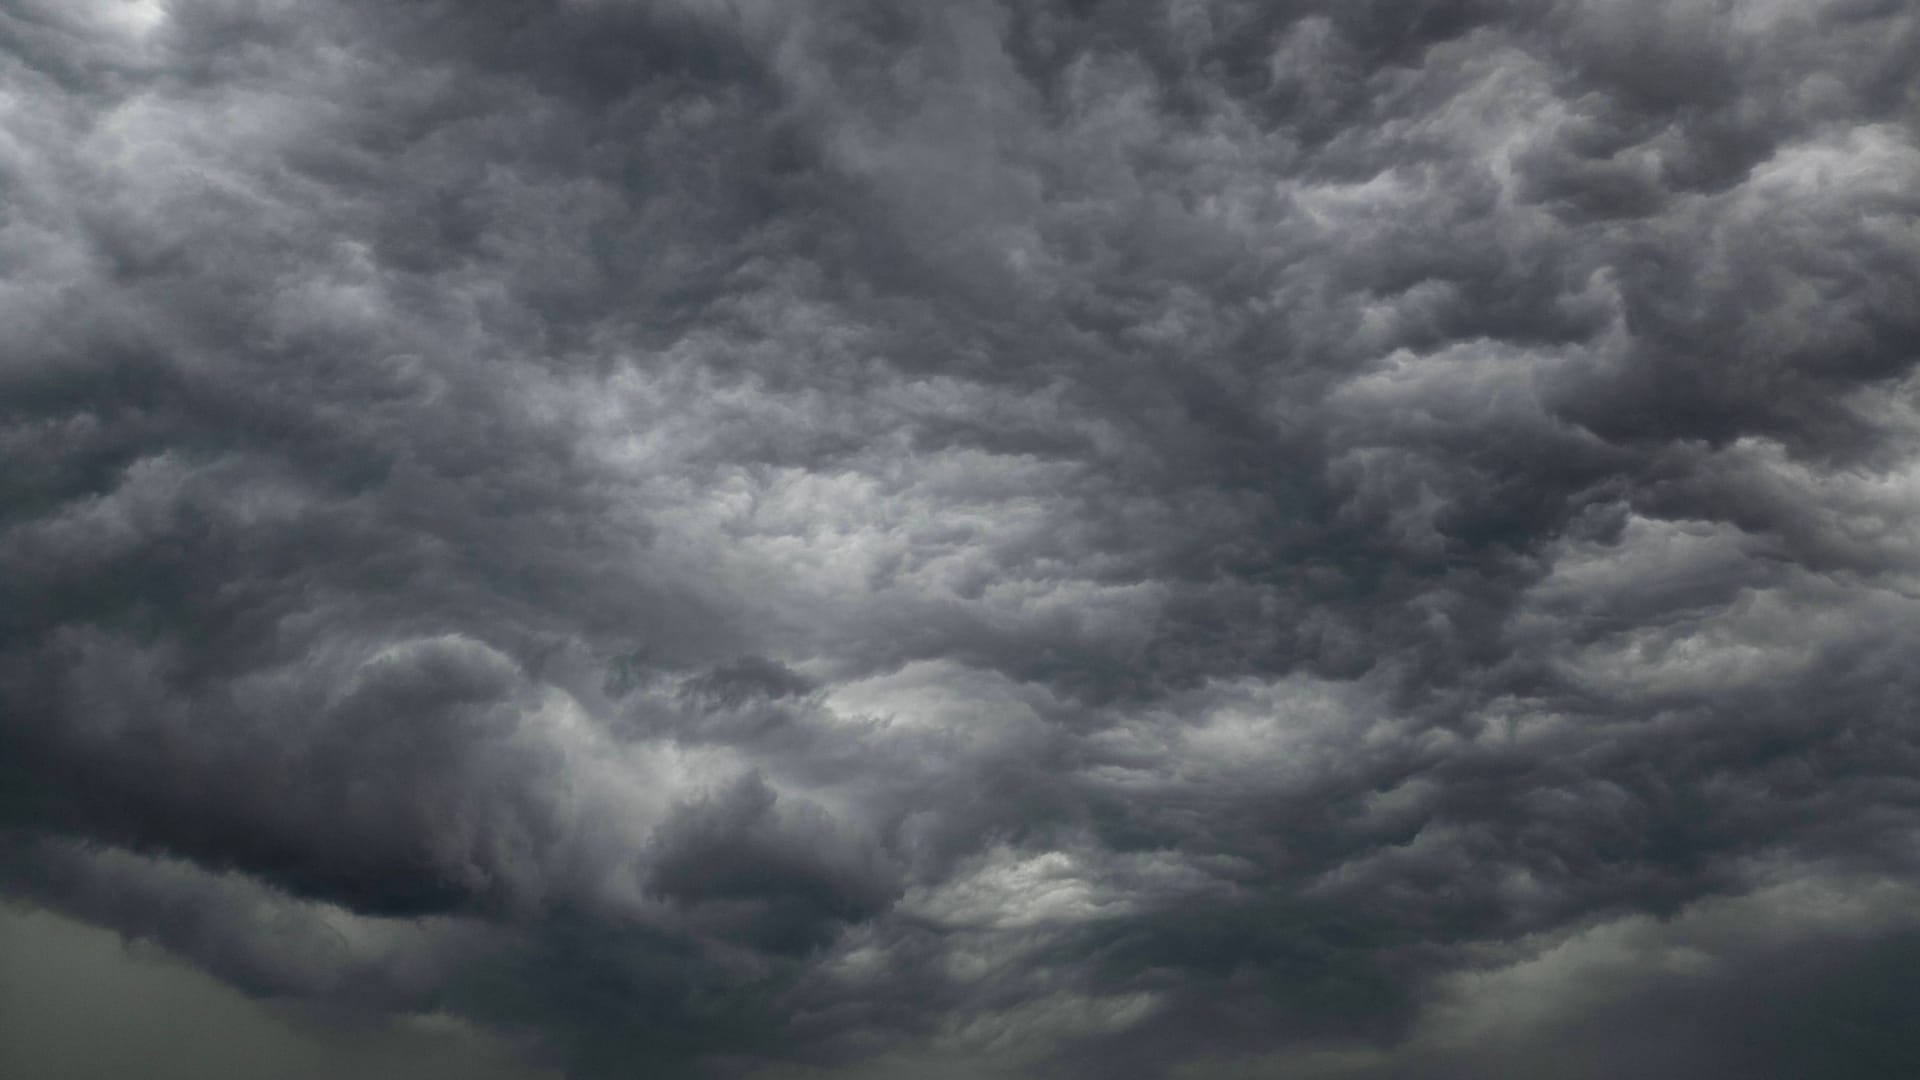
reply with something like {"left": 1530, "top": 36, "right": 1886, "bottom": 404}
{"left": 4, "top": 1, "right": 1919, "bottom": 1076}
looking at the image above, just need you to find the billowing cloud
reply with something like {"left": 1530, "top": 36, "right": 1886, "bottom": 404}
{"left": 4, "top": 1, "right": 1919, "bottom": 1076}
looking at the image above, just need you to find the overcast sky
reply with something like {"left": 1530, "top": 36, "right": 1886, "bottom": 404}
{"left": 3, "top": 1, "right": 1919, "bottom": 1077}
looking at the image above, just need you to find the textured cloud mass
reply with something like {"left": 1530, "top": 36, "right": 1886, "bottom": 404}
{"left": 4, "top": 1, "right": 1919, "bottom": 1076}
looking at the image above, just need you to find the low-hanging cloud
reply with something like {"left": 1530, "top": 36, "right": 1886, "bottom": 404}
{"left": 4, "top": 1, "right": 1919, "bottom": 1077}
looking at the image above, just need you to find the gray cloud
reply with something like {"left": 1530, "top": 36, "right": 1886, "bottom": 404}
{"left": 4, "top": 1, "right": 1919, "bottom": 1076}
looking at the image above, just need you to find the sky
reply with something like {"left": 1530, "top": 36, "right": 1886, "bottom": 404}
{"left": 1, "top": 1, "right": 1918, "bottom": 1077}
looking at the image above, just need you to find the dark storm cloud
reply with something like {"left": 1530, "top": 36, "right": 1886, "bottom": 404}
{"left": 4, "top": 1, "right": 1919, "bottom": 1077}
